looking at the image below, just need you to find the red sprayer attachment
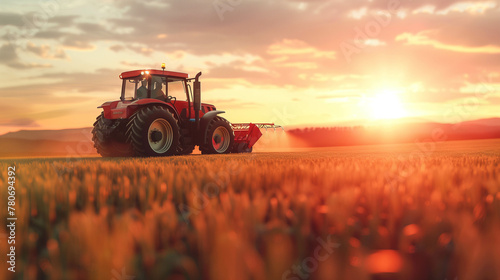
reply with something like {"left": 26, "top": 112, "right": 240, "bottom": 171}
{"left": 231, "top": 123, "right": 283, "bottom": 153}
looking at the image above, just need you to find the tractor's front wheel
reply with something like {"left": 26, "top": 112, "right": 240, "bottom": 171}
{"left": 126, "top": 106, "right": 180, "bottom": 157}
{"left": 200, "top": 117, "right": 234, "bottom": 154}
{"left": 92, "top": 113, "right": 133, "bottom": 157}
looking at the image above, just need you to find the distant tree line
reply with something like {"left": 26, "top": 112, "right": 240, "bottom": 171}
{"left": 288, "top": 123, "right": 500, "bottom": 147}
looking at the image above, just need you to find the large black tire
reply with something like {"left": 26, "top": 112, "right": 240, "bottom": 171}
{"left": 200, "top": 117, "right": 235, "bottom": 154}
{"left": 92, "top": 113, "right": 134, "bottom": 157}
{"left": 126, "top": 106, "right": 180, "bottom": 157}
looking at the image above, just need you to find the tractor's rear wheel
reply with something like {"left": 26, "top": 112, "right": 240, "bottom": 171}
{"left": 126, "top": 106, "right": 180, "bottom": 157}
{"left": 92, "top": 113, "right": 133, "bottom": 157}
{"left": 200, "top": 117, "right": 234, "bottom": 154}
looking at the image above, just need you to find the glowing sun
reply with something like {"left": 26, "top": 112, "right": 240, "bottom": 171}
{"left": 370, "top": 91, "right": 407, "bottom": 120}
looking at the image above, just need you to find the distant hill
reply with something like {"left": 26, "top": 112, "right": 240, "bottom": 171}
{"left": 0, "top": 128, "right": 96, "bottom": 158}
{"left": 0, "top": 128, "right": 93, "bottom": 142}
{"left": 0, "top": 138, "right": 96, "bottom": 157}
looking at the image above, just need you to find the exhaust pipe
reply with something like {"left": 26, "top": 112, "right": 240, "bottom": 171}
{"left": 193, "top": 72, "right": 202, "bottom": 130}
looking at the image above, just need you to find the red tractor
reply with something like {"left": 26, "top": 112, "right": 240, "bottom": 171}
{"left": 92, "top": 65, "right": 280, "bottom": 157}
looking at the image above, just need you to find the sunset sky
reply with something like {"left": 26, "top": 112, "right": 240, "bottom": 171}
{"left": 1, "top": 0, "right": 499, "bottom": 134}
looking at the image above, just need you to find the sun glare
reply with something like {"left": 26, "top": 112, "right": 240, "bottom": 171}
{"left": 370, "top": 90, "right": 407, "bottom": 120}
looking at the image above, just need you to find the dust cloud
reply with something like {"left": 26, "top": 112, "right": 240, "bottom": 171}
{"left": 252, "top": 129, "right": 309, "bottom": 152}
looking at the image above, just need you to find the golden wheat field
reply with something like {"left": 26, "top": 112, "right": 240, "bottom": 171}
{"left": 1, "top": 139, "right": 500, "bottom": 280}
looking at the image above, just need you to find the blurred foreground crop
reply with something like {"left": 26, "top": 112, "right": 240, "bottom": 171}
{"left": 1, "top": 139, "right": 499, "bottom": 280}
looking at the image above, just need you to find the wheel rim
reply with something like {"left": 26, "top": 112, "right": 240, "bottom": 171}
{"left": 212, "top": 126, "right": 231, "bottom": 153}
{"left": 148, "top": 119, "right": 173, "bottom": 153}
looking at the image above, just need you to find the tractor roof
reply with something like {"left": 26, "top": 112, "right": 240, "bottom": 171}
{"left": 119, "top": 69, "right": 189, "bottom": 79}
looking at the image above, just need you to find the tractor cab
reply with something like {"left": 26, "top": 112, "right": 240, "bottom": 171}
{"left": 119, "top": 69, "right": 190, "bottom": 103}
{"left": 116, "top": 69, "right": 217, "bottom": 122}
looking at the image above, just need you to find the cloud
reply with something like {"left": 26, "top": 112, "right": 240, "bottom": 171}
{"left": 437, "top": 1, "right": 497, "bottom": 14}
{"left": 120, "top": 61, "right": 155, "bottom": 68}
{"left": 30, "top": 109, "right": 74, "bottom": 120}
{"left": 110, "top": 45, "right": 125, "bottom": 52}
{"left": 0, "top": 68, "right": 123, "bottom": 97}
{"left": 25, "top": 42, "right": 67, "bottom": 59}
{"left": 348, "top": 7, "right": 368, "bottom": 19}
{"left": 110, "top": 44, "right": 156, "bottom": 56}
{"left": 411, "top": 2, "right": 497, "bottom": 15}
{"left": 203, "top": 98, "right": 259, "bottom": 109}
{"left": 0, "top": 43, "right": 52, "bottom": 69}
{"left": 267, "top": 39, "right": 336, "bottom": 59}
{"left": 61, "top": 37, "right": 95, "bottom": 50}
{"left": 265, "top": 39, "right": 336, "bottom": 70}
{"left": 127, "top": 45, "right": 154, "bottom": 56}
{"left": 413, "top": 5, "right": 437, "bottom": 14}
{"left": 396, "top": 31, "right": 500, "bottom": 54}
{"left": 0, "top": 118, "right": 40, "bottom": 127}
{"left": 0, "top": 12, "right": 25, "bottom": 26}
